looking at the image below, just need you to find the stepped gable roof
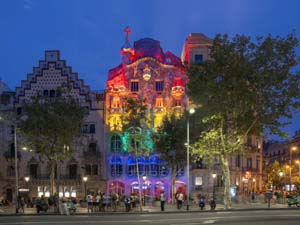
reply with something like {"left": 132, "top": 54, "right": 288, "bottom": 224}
{"left": 0, "top": 80, "right": 11, "bottom": 94}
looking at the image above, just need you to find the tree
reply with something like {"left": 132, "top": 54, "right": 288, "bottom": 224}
{"left": 265, "top": 161, "right": 284, "bottom": 190}
{"left": 154, "top": 112, "right": 187, "bottom": 204}
{"left": 122, "top": 97, "right": 152, "bottom": 211}
{"left": 188, "top": 33, "right": 300, "bottom": 209}
{"left": 18, "top": 92, "right": 86, "bottom": 195}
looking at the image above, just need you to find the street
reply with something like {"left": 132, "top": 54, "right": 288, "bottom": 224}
{"left": 1, "top": 209, "right": 300, "bottom": 225}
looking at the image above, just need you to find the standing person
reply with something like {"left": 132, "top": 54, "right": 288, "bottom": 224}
{"left": 176, "top": 191, "right": 184, "bottom": 209}
{"left": 111, "top": 192, "right": 119, "bottom": 212}
{"left": 160, "top": 191, "right": 166, "bottom": 211}
{"left": 95, "top": 193, "right": 101, "bottom": 212}
{"left": 87, "top": 193, "right": 93, "bottom": 213}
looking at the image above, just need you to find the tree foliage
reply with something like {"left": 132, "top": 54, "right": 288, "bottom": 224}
{"left": 188, "top": 33, "right": 300, "bottom": 137}
{"left": 18, "top": 94, "right": 86, "bottom": 160}
{"left": 265, "top": 160, "right": 284, "bottom": 189}
{"left": 18, "top": 92, "right": 86, "bottom": 194}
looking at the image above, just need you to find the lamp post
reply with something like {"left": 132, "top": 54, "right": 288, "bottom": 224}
{"left": 296, "top": 160, "right": 300, "bottom": 190}
{"left": 186, "top": 107, "right": 195, "bottom": 211}
{"left": 290, "top": 146, "right": 297, "bottom": 189}
{"left": 286, "top": 165, "right": 291, "bottom": 191}
{"left": 13, "top": 124, "right": 19, "bottom": 214}
{"left": 142, "top": 175, "right": 147, "bottom": 206}
{"left": 212, "top": 173, "right": 217, "bottom": 200}
{"left": 83, "top": 176, "right": 88, "bottom": 199}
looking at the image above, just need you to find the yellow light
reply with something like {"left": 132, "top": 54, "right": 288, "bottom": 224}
{"left": 291, "top": 146, "right": 297, "bottom": 151}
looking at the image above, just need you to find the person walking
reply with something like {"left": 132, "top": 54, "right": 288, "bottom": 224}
{"left": 160, "top": 191, "right": 166, "bottom": 211}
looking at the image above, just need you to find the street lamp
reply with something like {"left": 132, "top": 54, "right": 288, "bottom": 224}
{"left": 142, "top": 175, "right": 147, "bottom": 206}
{"left": 24, "top": 176, "right": 30, "bottom": 182}
{"left": 286, "top": 165, "right": 291, "bottom": 191}
{"left": 296, "top": 160, "right": 300, "bottom": 190}
{"left": 212, "top": 173, "right": 217, "bottom": 200}
{"left": 186, "top": 107, "right": 195, "bottom": 211}
{"left": 13, "top": 124, "right": 19, "bottom": 214}
{"left": 83, "top": 176, "right": 88, "bottom": 198}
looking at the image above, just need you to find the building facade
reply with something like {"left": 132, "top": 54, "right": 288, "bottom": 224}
{"left": 105, "top": 28, "right": 189, "bottom": 200}
{"left": 0, "top": 51, "right": 105, "bottom": 202}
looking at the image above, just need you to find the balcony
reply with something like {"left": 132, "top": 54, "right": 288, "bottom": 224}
{"left": 171, "top": 86, "right": 184, "bottom": 97}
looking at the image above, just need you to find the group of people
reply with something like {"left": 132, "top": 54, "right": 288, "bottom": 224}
{"left": 86, "top": 192, "right": 139, "bottom": 213}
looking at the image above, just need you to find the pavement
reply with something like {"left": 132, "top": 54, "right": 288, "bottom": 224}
{"left": 0, "top": 201, "right": 293, "bottom": 216}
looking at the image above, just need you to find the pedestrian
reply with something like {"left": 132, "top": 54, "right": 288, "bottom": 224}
{"left": 95, "top": 193, "right": 101, "bottom": 212}
{"left": 124, "top": 195, "right": 131, "bottom": 212}
{"left": 87, "top": 193, "right": 93, "bottom": 213}
{"left": 160, "top": 191, "right": 166, "bottom": 211}
{"left": 175, "top": 191, "right": 184, "bottom": 209}
{"left": 111, "top": 192, "right": 119, "bottom": 212}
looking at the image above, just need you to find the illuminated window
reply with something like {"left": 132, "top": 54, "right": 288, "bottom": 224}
{"left": 155, "top": 81, "right": 163, "bottom": 92}
{"left": 126, "top": 157, "right": 136, "bottom": 177}
{"left": 110, "top": 157, "right": 123, "bottom": 177}
{"left": 111, "top": 135, "right": 122, "bottom": 152}
{"left": 131, "top": 81, "right": 139, "bottom": 92}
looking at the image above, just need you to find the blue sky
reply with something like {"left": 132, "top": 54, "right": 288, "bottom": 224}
{"left": 0, "top": 0, "right": 299, "bottom": 139}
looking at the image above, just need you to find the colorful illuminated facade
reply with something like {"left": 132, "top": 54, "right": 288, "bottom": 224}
{"left": 105, "top": 27, "right": 188, "bottom": 200}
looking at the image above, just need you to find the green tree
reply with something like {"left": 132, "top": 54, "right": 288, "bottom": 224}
{"left": 122, "top": 97, "right": 152, "bottom": 211}
{"left": 265, "top": 160, "right": 284, "bottom": 190}
{"left": 188, "top": 33, "right": 300, "bottom": 209}
{"left": 18, "top": 92, "right": 86, "bottom": 195}
{"left": 154, "top": 112, "right": 187, "bottom": 203}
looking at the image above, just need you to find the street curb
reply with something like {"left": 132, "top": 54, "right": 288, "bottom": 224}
{"left": 1, "top": 207, "right": 300, "bottom": 216}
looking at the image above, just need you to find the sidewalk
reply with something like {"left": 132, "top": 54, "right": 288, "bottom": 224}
{"left": 0, "top": 202, "right": 291, "bottom": 216}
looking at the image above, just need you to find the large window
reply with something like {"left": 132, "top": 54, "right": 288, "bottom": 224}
{"left": 110, "top": 157, "right": 123, "bottom": 177}
{"left": 131, "top": 81, "right": 139, "bottom": 92}
{"left": 88, "top": 143, "right": 97, "bottom": 153}
{"left": 126, "top": 157, "right": 136, "bottom": 177}
{"left": 111, "top": 135, "right": 122, "bottom": 152}
{"left": 89, "top": 124, "right": 95, "bottom": 133}
{"left": 69, "top": 164, "right": 77, "bottom": 179}
{"left": 30, "top": 164, "right": 38, "bottom": 178}
{"left": 155, "top": 81, "right": 163, "bottom": 92}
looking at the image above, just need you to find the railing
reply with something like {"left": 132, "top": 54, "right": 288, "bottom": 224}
{"left": 31, "top": 174, "right": 81, "bottom": 180}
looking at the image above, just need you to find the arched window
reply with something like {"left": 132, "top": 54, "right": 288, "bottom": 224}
{"left": 110, "top": 157, "right": 122, "bottom": 177}
{"left": 88, "top": 143, "right": 97, "bottom": 153}
{"left": 111, "top": 135, "right": 122, "bottom": 152}
{"left": 126, "top": 157, "right": 136, "bottom": 177}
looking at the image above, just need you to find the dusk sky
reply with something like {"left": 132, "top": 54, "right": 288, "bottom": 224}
{"left": 0, "top": 0, "right": 299, "bottom": 139}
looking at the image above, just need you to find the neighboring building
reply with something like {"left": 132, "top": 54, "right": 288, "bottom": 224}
{"left": 264, "top": 132, "right": 300, "bottom": 190}
{"left": 181, "top": 33, "right": 263, "bottom": 200}
{"left": 0, "top": 80, "right": 15, "bottom": 202}
{"left": 0, "top": 51, "right": 105, "bottom": 202}
{"left": 105, "top": 27, "right": 189, "bottom": 200}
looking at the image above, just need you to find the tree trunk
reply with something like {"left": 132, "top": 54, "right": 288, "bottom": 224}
{"left": 50, "top": 160, "right": 56, "bottom": 196}
{"left": 220, "top": 155, "right": 231, "bottom": 209}
{"left": 171, "top": 165, "right": 177, "bottom": 204}
{"left": 135, "top": 147, "right": 143, "bottom": 212}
